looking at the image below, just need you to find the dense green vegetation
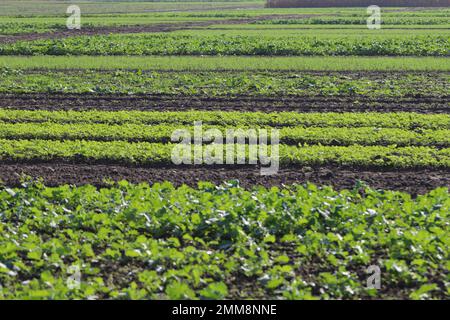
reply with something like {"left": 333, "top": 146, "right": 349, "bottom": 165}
{"left": 2, "top": 33, "right": 447, "bottom": 56}
{"left": 0, "top": 121, "right": 449, "bottom": 147}
{"left": 1, "top": 110, "right": 447, "bottom": 130}
{"left": 0, "top": 181, "right": 448, "bottom": 299}
{"left": 0, "top": 108, "right": 448, "bottom": 167}
{"left": 0, "top": 139, "right": 448, "bottom": 168}
{"left": 1, "top": 56, "right": 449, "bottom": 71}
{"left": 0, "top": 69, "right": 447, "bottom": 96}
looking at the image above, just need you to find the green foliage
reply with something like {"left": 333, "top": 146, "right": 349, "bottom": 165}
{"left": 0, "top": 139, "right": 448, "bottom": 168}
{"left": 255, "top": 17, "right": 450, "bottom": 26}
{"left": 0, "top": 181, "right": 448, "bottom": 299}
{"left": 1, "top": 110, "right": 447, "bottom": 130}
{"left": 0, "top": 69, "right": 448, "bottom": 97}
{"left": 2, "top": 33, "right": 448, "bottom": 56}
{"left": 0, "top": 121, "right": 448, "bottom": 147}
{"left": 0, "top": 5, "right": 448, "bottom": 302}
{"left": 0, "top": 109, "right": 447, "bottom": 168}
{"left": 2, "top": 56, "right": 448, "bottom": 72}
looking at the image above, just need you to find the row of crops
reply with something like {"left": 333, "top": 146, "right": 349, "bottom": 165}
{"left": 1, "top": 139, "right": 449, "bottom": 168}
{"left": 1, "top": 70, "right": 448, "bottom": 96}
{"left": 0, "top": 110, "right": 448, "bottom": 128}
{"left": 2, "top": 34, "right": 448, "bottom": 56}
{"left": 253, "top": 17, "right": 450, "bottom": 25}
{"left": 1, "top": 120, "right": 450, "bottom": 147}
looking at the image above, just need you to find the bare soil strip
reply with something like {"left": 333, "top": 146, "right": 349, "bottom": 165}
{"left": 0, "top": 14, "right": 319, "bottom": 44}
{"left": 1, "top": 163, "right": 448, "bottom": 195}
{"left": 1, "top": 93, "right": 448, "bottom": 113}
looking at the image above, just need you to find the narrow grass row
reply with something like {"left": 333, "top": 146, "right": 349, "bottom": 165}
{"left": 2, "top": 56, "right": 449, "bottom": 71}
{"left": 0, "top": 122, "right": 448, "bottom": 148}
{"left": 0, "top": 139, "right": 448, "bottom": 168}
{"left": 1, "top": 110, "right": 448, "bottom": 130}
{"left": 253, "top": 17, "right": 450, "bottom": 25}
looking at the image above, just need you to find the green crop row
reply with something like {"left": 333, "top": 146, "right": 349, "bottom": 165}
{"left": 0, "top": 181, "right": 448, "bottom": 299}
{"left": 1, "top": 34, "right": 448, "bottom": 56}
{"left": 0, "top": 22, "right": 57, "bottom": 35}
{"left": 254, "top": 17, "right": 450, "bottom": 25}
{"left": 0, "top": 139, "right": 448, "bottom": 168}
{"left": 180, "top": 28, "right": 450, "bottom": 37}
{"left": 0, "top": 122, "right": 448, "bottom": 148}
{"left": 1, "top": 110, "right": 448, "bottom": 130}
{"left": 206, "top": 24, "right": 450, "bottom": 30}
{"left": 1, "top": 69, "right": 448, "bottom": 97}
{"left": 381, "top": 11, "right": 450, "bottom": 17}
{"left": 2, "top": 56, "right": 449, "bottom": 72}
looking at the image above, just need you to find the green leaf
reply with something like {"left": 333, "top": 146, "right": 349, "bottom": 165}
{"left": 200, "top": 282, "right": 228, "bottom": 299}
{"left": 409, "top": 284, "right": 438, "bottom": 300}
{"left": 166, "top": 282, "right": 196, "bottom": 300}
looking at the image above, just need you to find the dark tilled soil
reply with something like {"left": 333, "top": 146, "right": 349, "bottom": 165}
{"left": 1, "top": 163, "right": 448, "bottom": 195}
{"left": 1, "top": 93, "right": 448, "bottom": 113}
{"left": 0, "top": 14, "right": 319, "bottom": 44}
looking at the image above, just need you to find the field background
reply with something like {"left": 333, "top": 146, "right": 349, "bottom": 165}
{"left": 0, "top": 0, "right": 449, "bottom": 300}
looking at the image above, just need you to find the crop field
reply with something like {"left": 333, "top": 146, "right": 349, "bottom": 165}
{"left": 0, "top": 1, "right": 449, "bottom": 301}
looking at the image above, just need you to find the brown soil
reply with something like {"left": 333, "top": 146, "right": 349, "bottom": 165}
{"left": 1, "top": 93, "right": 448, "bottom": 113}
{"left": 1, "top": 163, "right": 448, "bottom": 195}
{"left": 0, "top": 14, "right": 319, "bottom": 44}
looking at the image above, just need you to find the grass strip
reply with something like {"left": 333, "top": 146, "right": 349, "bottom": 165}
{"left": 1, "top": 56, "right": 449, "bottom": 71}
{"left": 252, "top": 17, "right": 450, "bottom": 25}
